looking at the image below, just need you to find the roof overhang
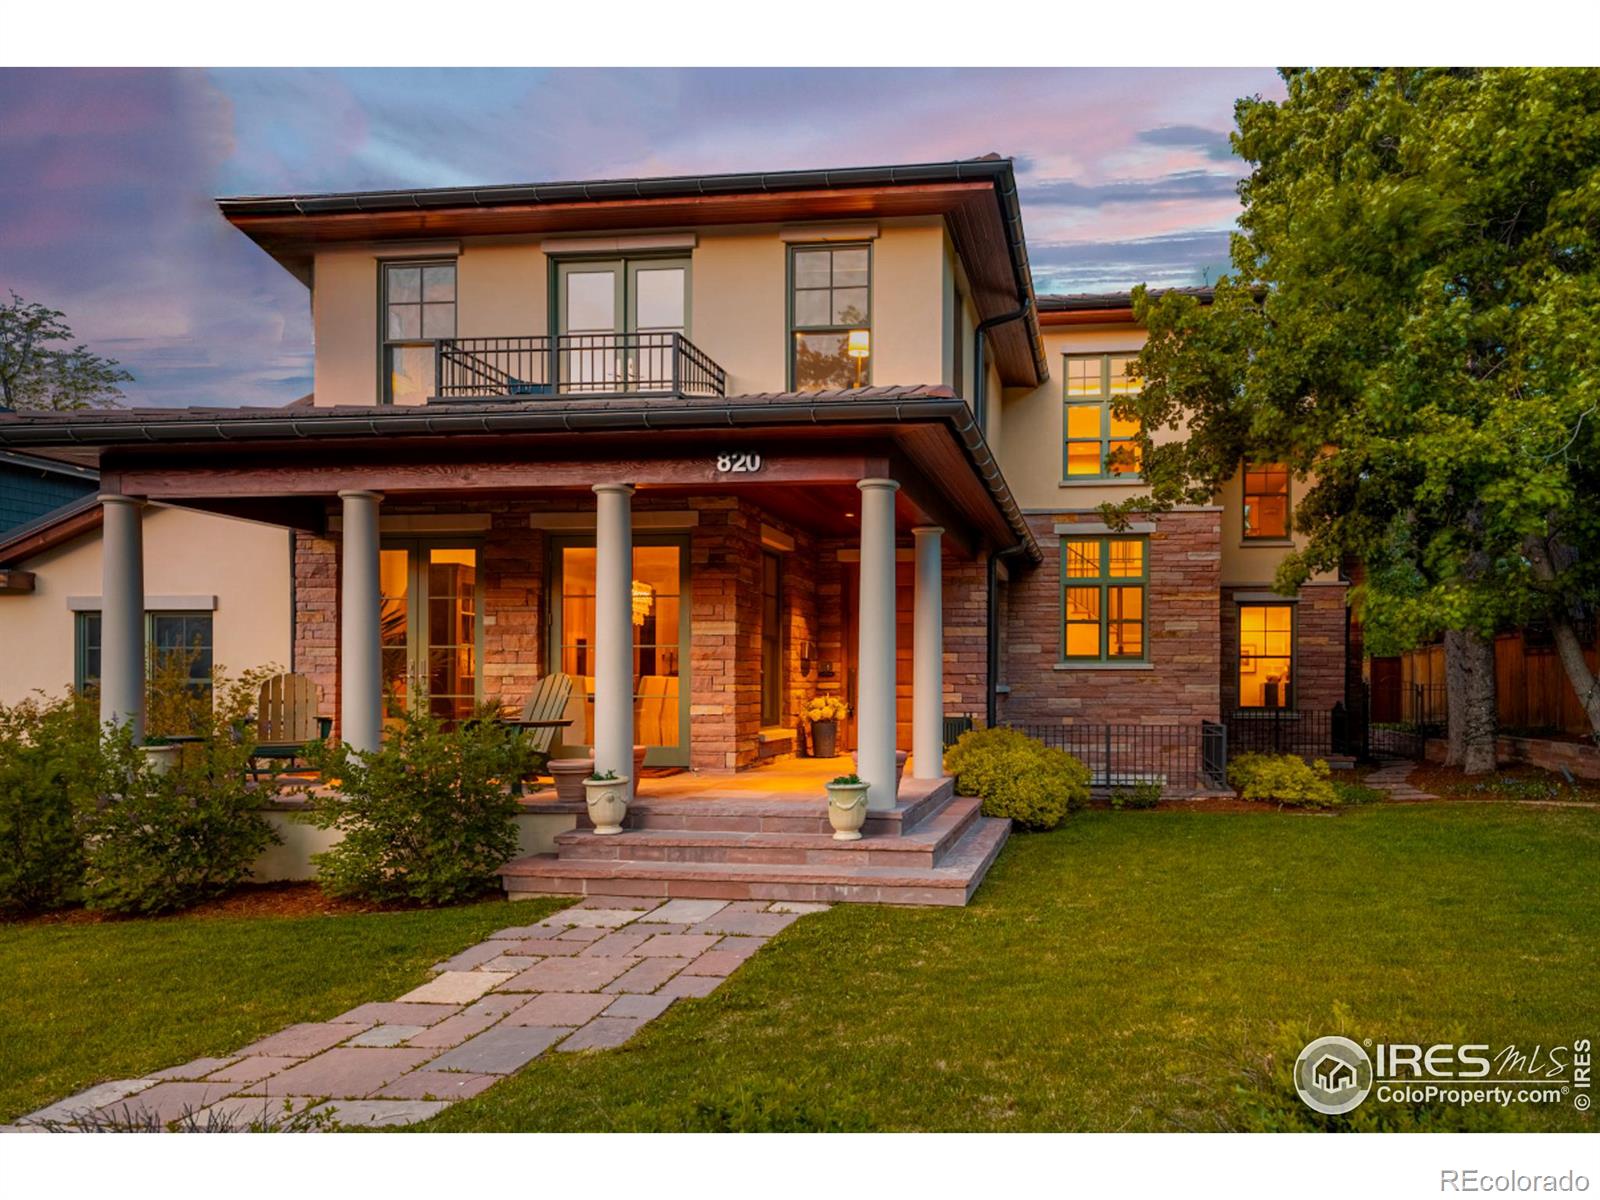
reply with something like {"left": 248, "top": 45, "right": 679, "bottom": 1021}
{"left": 219, "top": 159, "right": 1047, "bottom": 388}
{"left": 0, "top": 494, "right": 102, "bottom": 568}
{"left": 0, "top": 390, "right": 1041, "bottom": 564}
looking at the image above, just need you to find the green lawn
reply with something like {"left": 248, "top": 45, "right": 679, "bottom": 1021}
{"left": 3, "top": 804, "right": 1595, "bottom": 1131}
{"left": 0, "top": 896, "right": 564, "bottom": 1122}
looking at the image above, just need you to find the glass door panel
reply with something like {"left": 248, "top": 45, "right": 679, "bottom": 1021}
{"left": 426, "top": 548, "right": 478, "bottom": 721}
{"left": 380, "top": 549, "right": 411, "bottom": 718}
{"left": 555, "top": 539, "right": 686, "bottom": 765}
{"left": 559, "top": 262, "right": 622, "bottom": 393}
{"left": 628, "top": 262, "right": 687, "bottom": 389}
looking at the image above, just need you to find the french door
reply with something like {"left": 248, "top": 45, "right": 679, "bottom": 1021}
{"left": 550, "top": 534, "right": 690, "bottom": 766}
{"left": 556, "top": 258, "right": 689, "bottom": 392}
{"left": 379, "top": 542, "right": 483, "bottom": 723}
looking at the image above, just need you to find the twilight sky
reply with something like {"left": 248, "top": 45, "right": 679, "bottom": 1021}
{"left": 0, "top": 67, "right": 1283, "bottom": 408}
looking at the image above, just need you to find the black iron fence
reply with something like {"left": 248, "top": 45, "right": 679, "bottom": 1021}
{"left": 435, "top": 332, "right": 727, "bottom": 400}
{"left": 948, "top": 718, "right": 1228, "bottom": 792}
{"left": 1366, "top": 681, "right": 1446, "bottom": 759}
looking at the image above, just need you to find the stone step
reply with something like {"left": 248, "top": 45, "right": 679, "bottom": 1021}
{"left": 555, "top": 796, "right": 982, "bottom": 870}
{"left": 502, "top": 814, "right": 1010, "bottom": 908}
{"left": 580, "top": 775, "right": 957, "bottom": 838}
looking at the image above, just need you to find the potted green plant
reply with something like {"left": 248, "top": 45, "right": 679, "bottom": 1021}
{"left": 824, "top": 772, "right": 870, "bottom": 841}
{"left": 583, "top": 769, "right": 630, "bottom": 835}
{"left": 139, "top": 735, "right": 182, "bottom": 776}
{"left": 805, "top": 694, "right": 849, "bottom": 759}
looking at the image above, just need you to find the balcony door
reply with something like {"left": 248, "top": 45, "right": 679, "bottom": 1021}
{"left": 379, "top": 543, "right": 483, "bottom": 725}
{"left": 551, "top": 535, "right": 689, "bottom": 766}
{"left": 556, "top": 259, "right": 688, "bottom": 392}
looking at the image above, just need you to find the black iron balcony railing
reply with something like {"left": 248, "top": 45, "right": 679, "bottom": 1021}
{"left": 434, "top": 333, "right": 726, "bottom": 400}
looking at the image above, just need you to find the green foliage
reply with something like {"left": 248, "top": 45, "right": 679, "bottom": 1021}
{"left": 1332, "top": 779, "right": 1385, "bottom": 806}
{"left": 0, "top": 290, "right": 132, "bottom": 410}
{"left": 82, "top": 670, "right": 277, "bottom": 915}
{"left": 304, "top": 704, "right": 523, "bottom": 905}
{"left": 1228, "top": 752, "right": 1340, "bottom": 809}
{"left": 0, "top": 692, "right": 106, "bottom": 914}
{"left": 1109, "top": 781, "right": 1163, "bottom": 810}
{"left": 827, "top": 774, "right": 863, "bottom": 787}
{"left": 943, "top": 726, "right": 1090, "bottom": 831}
{"left": 1231, "top": 1004, "right": 1535, "bottom": 1131}
{"left": 1115, "top": 69, "right": 1600, "bottom": 710}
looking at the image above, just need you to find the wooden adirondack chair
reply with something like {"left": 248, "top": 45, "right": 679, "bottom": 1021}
{"left": 250, "top": 673, "right": 331, "bottom": 780}
{"left": 506, "top": 672, "right": 575, "bottom": 781}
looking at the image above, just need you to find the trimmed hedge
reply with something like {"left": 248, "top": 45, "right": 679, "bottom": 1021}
{"left": 943, "top": 726, "right": 1090, "bottom": 831}
{"left": 1228, "top": 752, "right": 1340, "bottom": 809}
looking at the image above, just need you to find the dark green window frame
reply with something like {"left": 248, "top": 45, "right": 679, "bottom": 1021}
{"left": 1063, "top": 352, "right": 1142, "bottom": 480}
{"left": 73, "top": 610, "right": 214, "bottom": 695}
{"left": 380, "top": 259, "right": 457, "bottom": 405}
{"left": 760, "top": 550, "right": 785, "bottom": 726}
{"left": 787, "top": 242, "right": 873, "bottom": 391}
{"left": 1059, "top": 535, "right": 1149, "bottom": 663}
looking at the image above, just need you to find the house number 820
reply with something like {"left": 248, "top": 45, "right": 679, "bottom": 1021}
{"left": 715, "top": 453, "right": 763, "bottom": 474}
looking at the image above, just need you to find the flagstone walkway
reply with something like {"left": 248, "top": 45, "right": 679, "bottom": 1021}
{"left": 12, "top": 896, "right": 826, "bottom": 1132}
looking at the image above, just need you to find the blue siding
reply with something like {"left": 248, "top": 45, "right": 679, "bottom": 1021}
{"left": 0, "top": 463, "right": 97, "bottom": 535}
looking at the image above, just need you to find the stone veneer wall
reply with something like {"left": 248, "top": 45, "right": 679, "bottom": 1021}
{"left": 292, "top": 531, "right": 339, "bottom": 730}
{"left": 1218, "top": 580, "right": 1350, "bottom": 715}
{"left": 1002, "top": 510, "right": 1223, "bottom": 725}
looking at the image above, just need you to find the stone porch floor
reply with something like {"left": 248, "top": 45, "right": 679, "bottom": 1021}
{"left": 9, "top": 897, "right": 824, "bottom": 1132}
{"left": 522, "top": 755, "right": 875, "bottom": 804}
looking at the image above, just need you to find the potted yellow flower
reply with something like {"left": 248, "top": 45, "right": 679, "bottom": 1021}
{"left": 804, "top": 694, "right": 849, "bottom": 758}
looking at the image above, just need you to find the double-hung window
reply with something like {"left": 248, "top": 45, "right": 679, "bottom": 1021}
{"left": 74, "top": 610, "right": 214, "bottom": 697}
{"left": 1243, "top": 462, "right": 1291, "bottom": 539}
{"left": 1061, "top": 536, "right": 1147, "bottom": 662}
{"left": 1064, "top": 353, "right": 1141, "bottom": 478}
{"left": 790, "top": 244, "right": 871, "bottom": 390}
{"left": 382, "top": 260, "right": 456, "bottom": 405}
{"left": 1238, "top": 604, "right": 1293, "bottom": 708}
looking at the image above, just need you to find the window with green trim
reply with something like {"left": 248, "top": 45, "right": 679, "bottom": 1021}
{"left": 1063, "top": 352, "right": 1141, "bottom": 478}
{"left": 73, "top": 610, "right": 213, "bottom": 696}
{"left": 789, "top": 244, "right": 871, "bottom": 390}
{"left": 1061, "top": 535, "right": 1147, "bottom": 661}
{"left": 382, "top": 260, "right": 456, "bottom": 405}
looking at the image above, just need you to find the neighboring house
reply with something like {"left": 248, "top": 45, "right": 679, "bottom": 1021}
{"left": 0, "top": 498, "right": 294, "bottom": 707}
{"left": 0, "top": 156, "right": 1356, "bottom": 793}
{"left": 0, "top": 448, "right": 98, "bottom": 534}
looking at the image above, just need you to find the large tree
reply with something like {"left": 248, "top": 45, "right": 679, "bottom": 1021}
{"left": 1115, "top": 68, "right": 1600, "bottom": 771}
{"left": 0, "top": 292, "right": 131, "bottom": 411}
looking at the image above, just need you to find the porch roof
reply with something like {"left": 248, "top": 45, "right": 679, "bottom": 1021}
{"left": 0, "top": 387, "right": 1042, "bottom": 563}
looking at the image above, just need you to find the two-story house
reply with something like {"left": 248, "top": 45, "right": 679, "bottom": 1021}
{"left": 0, "top": 156, "right": 1356, "bottom": 904}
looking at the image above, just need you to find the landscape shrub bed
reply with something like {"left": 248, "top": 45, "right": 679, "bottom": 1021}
{"left": 1228, "top": 752, "right": 1340, "bottom": 809}
{"left": 304, "top": 703, "right": 524, "bottom": 905}
{"left": 943, "top": 726, "right": 1090, "bottom": 830}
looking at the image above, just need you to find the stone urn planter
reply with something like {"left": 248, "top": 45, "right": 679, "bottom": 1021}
{"left": 584, "top": 772, "right": 631, "bottom": 835}
{"left": 549, "top": 758, "right": 593, "bottom": 804}
{"left": 140, "top": 742, "right": 182, "bottom": 776}
{"left": 810, "top": 720, "right": 838, "bottom": 759}
{"left": 824, "top": 774, "right": 870, "bottom": 841}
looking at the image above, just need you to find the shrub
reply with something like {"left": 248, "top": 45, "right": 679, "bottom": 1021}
{"left": 82, "top": 669, "right": 278, "bottom": 915}
{"left": 0, "top": 692, "right": 106, "bottom": 914}
{"left": 1109, "top": 781, "right": 1163, "bottom": 810}
{"left": 304, "top": 703, "right": 524, "bottom": 905}
{"left": 943, "top": 726, "right": 1090, "bottom": 831}
{"left": 1228, "top": 752, "right": 1340, "bottom": 809}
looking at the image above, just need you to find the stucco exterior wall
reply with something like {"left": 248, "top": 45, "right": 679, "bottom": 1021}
{"left": 0, "top": 506, "right": 294, "bottom": 705}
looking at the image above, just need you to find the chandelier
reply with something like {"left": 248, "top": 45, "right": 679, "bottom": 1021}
{"left": 631, "top": 579, "right": 655, "bottom": 626}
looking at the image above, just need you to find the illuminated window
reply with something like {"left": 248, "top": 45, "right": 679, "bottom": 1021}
{"left": 1243, "top": 463, "right": 1290, "bottom": 539}
{"left": 1063, "top": 353, "right": 1142, "bottom": 478}
{"left": 790, "top": 245, "right": 871, "bottom": 390}
{"left": 1238, "top": 604, "right": 1294, "bottom": 708}
{"left": 1061, "top": 536, "right": 1147, "bottom": 662}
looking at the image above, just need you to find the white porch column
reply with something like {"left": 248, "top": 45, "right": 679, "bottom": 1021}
{"left": 98, "top": 494, "right": 146, "bottom": 741}
{"left": 911, "top": 525, "right": 945, "bottom": 781}
{"left": 855, "top": 478, "right": 900, "bottom": 809}
{"left": 339, "top": 490, "right": 383, "bottom": 755}
{"left": 592, "top": 484, "right": 635, "bottom": 788}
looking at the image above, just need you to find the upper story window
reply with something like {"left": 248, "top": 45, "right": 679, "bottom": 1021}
{"left": 1061, "top": 535, "right": 1147, "bottom": 662}
{"left": 383, "top": 260, "right": 456, "bottom": 405}
{"left": 1243, "top": 462, "right": 1291, "bottom": 540}
{"left": 1063, "top": 352, "right": 1141, "bottom": 479}
{"left": 790, "top": 244, "right": 871, "bottom": 391}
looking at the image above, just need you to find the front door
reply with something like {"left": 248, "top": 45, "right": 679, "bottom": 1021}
{"left": 556, "top": 258, "right": 689, "bottom": 392}
{"left": 550, "top": 535, "right": 690, "bottom": 766}
{"left": 379, "top": 543, "right": 482, "bottom": 723}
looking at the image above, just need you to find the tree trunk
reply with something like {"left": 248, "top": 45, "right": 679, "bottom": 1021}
{"left": 1523, "top": 534, "right": 1600, "bottom": 742}
{"left": 1444, "top": 628, "right": 1498, "bottom": 774}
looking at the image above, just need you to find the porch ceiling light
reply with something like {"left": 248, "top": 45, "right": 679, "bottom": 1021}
{"left": 846, "top": 329, "right": 871, "bottom": 359}
{"left": 631, "top": 579, "right": 655, "bottom": 626}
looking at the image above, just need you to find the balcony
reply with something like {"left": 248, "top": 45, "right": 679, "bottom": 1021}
{"left": 433, "top": 333, "right": 727, "bottom": 401}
